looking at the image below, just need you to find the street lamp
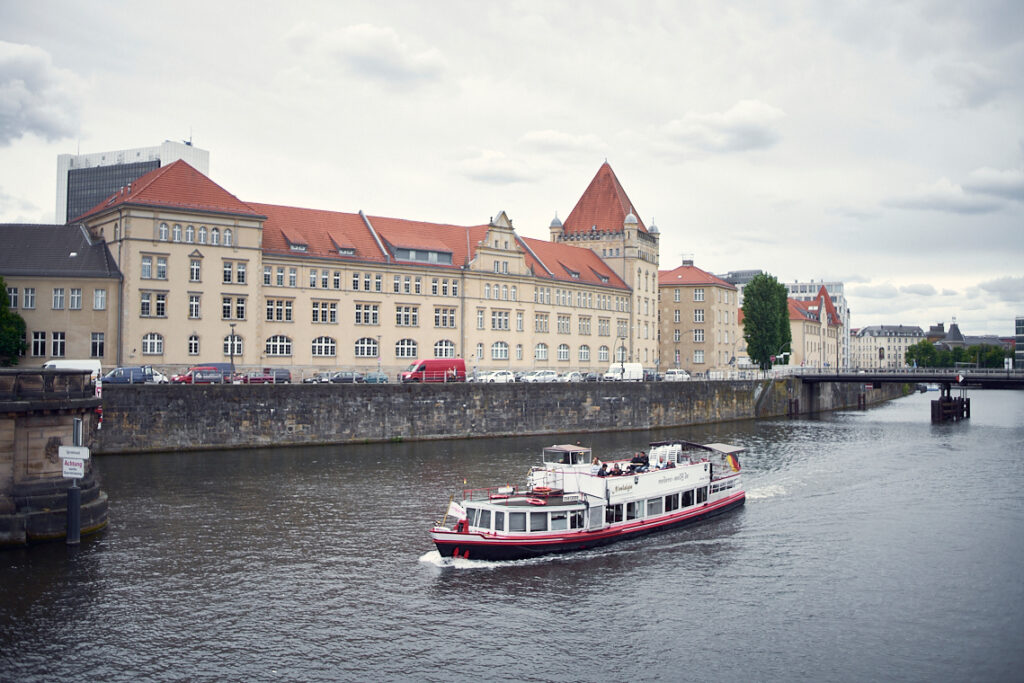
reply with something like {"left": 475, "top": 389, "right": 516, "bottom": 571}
{"left": 229, "top": 322, "right": 237, "bottom": 376}
{"left": 616, "top": 337, "right": 625, "bottom": 377}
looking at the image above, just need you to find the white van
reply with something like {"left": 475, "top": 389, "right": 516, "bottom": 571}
{"left": 603, "top": 362, "right": 644, "bottom": 381}
{"left": 43, "top": 359, "right": 103, "bottom": 382}
{"left": 664, "top": 368, "right": 691, "bottom": 382}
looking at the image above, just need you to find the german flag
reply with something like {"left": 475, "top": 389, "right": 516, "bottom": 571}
{"left": 727, "top": 454, "right": 740, "bottom": 472}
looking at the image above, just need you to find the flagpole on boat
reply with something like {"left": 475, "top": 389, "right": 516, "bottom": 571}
{"left": 438, "top": 493, "right": 454, "bottom": 527}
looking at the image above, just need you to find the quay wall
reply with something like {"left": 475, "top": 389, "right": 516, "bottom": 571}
{"left": 95, "top": 379, "right": 907, "bottom": 454}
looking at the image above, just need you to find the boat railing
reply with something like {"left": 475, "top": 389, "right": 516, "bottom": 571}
{"left": 462, "top": 485, "right": 520, "bottom": 502}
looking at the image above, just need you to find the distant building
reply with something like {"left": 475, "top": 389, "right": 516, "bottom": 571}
{"left": 787, "top": 286, "right": 843, "bottom": 368}
{"left": 658, "top": 259, "right": 739, "bottom": 376}
{"left": 787, "top": 280, "right": 851, "bottom": 368}
{"left": 716, "top": 269, "right": 762, "bottom": 306}
{"left": 851, "top": 325, "right": 925, "bottom": 369}
{"left": 56, "top": 140, "right": 210, "bottom": 223}
{"left": 1016, "top": 316, "right": 1023, "bottom": 368}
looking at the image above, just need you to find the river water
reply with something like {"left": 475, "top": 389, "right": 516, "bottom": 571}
{"left": 2, "top": 390, "right": 1022, "bottom": 682}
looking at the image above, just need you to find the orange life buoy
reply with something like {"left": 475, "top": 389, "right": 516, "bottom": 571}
{"left": 533, "top": 486, "right": 552, "bottom": 494}
{"left": 527, "top": 497, "right": 546, "bottom": 506}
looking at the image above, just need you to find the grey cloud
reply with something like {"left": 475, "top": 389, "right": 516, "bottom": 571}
{"left": 0, "top": 41, "right": 82, "bottom": 146}
{"left": 850, "top": 283, "right": 899, "bottom": 298}
{"left": 458, "top": 150, "right": 535, "bottom": 185}
{"left": 900, "top": 284, "right": 937, "bottom": 296}
{"left": 661, "top": 100, "right": 785, "bottom": 154}
{"left": 881, "top": 178, "right": 1001, "bottom": 214}
{"left": 978, "top": 276, "right": 1024, "bottom": 302}
{"left": 934, "top": 62, "right": 1002, "bottom": 108}
{"left": 963, "top": 166, "right": 1024, "bottom": 202}
{"left": 941, "top": 289, "right": 958, "bottom": 296}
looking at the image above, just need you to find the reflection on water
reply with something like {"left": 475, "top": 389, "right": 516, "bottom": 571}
{"left": 2, "top": 390, "right": 1023, "bottom": 682}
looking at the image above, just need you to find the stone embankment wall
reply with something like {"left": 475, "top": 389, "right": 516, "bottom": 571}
{"left": 96, "top": 379, "right": 907, "bottom": 454}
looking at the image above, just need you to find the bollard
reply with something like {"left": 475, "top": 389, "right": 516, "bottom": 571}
{"left": 67, "top": 482, "right": 81, "bottom": 545}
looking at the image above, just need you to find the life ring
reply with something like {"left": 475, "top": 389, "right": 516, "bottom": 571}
{"left": 533, "top": 486, "right": 553, "bottom": 494}
{"left": 527, "top": 497, "right": 546, "bottom": 506}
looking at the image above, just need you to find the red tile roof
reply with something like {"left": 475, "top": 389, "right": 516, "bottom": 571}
{"left": 250, "top": 203, "right": 387, "bottom": 262}
{"left": 561, "top": 162, "right": 648, "bottom": 236}
{"left": 73, "top": 160, "right": 262, "bottom": 222}
{"left": 788, "top": 287, "right": 842, "bottom": 326}
{"left": 658, "top": 264, "right": 736, "bottom": 288}
{"left": 369, "top": 215, "right": 491, "bottom": 267}
{"left": 518, "top": 236, "right": 629, "bottom": 290}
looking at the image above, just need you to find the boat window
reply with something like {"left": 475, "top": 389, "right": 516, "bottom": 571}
{"left": 550, "top": 512, "right": 568, "bottom": 530}
{"left": 509, "top": 512, "right": 526, "bottom": 532}
{"left": 466, "top": 507, "right": 479, "bottom": 526}
{"left": 477, "top": 508, "right": 491, "bottom": 530}
{"left": 494, "top": 511, "right": 505, "bottom": 532}
{"left": 626, "top": 501, "right": 643, "bottom": 520}
{"left": 647, "top": 497, "right": 663, "bottom": 516}
{"left": 530, "top": 511, "right": 548, "bottom": 532}
{"left": 589, "top": 506, "right": 604, "bottom": 529}
{"left": 570, "top": 510, "right": 584, "bottom": 529}
{"left": 665, "top": 493, "right": 679, "bottom": 512}
{"left": 696, "top": 487, "right": 708, "bottom": 504}
{"left": 682, "top": 490, "right": 694, "bottom": 507}
{"left": 605, "top": 504, "right": 623, "bottom": 524}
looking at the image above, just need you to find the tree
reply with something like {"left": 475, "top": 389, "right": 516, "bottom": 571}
{"left": 742, "top": 273, "right": 791, "bottom": 371}
{"left": 0, "top": 277, "right": 27, "bottom": 366}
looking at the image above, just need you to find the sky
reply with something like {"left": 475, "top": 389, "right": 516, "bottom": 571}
{"left": 1, "top": 0, "right": 1022, "bottom": 336}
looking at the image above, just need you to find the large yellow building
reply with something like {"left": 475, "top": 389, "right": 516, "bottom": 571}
{"left": 7, "top": 160, "right": 663, "bottom": 379}
{"left": 657, "top": 261, "right": 740, "bottom": 376}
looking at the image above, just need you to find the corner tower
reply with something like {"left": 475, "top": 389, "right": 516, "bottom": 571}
{"left": 553, "top": 163, "right": 661, "bottom": 369}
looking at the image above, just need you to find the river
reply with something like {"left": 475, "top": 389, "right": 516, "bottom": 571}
{"left": 2, "top": 389, "right": 1022, "bottom": 682}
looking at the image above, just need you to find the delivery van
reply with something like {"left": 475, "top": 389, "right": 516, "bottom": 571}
{"left": 400, "top": 358, "right": 466, "bottom": 383}
{"left": 43, "top": 359, "right": 103, "bottom": 382}
{"left": 603, "top": 362, "right": 644, "bottom": 381}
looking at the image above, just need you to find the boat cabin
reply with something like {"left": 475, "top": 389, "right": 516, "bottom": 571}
{"left": 541, "top": 444, "right": 592, "bottom": 468}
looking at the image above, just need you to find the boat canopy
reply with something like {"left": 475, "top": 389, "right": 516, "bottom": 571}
{"left": 541, "top": 445, "right": 592, "bottom": 466}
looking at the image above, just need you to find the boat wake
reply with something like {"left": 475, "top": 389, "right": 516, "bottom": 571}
{"left": 419, "top": 549, "right": 562, "bottom": 569}
{"left": 746, "top": 484, "right": 786, "bottom": 500}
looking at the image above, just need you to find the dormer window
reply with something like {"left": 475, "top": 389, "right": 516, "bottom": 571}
{"left": 337, "top": 247, "right": 355, "bottom": 256}
{"left": 289, "top": 244, "right": 307, "bottom": 252}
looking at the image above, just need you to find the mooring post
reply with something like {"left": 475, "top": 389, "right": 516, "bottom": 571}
{"left": 66, "top": 481, "right": 81, "bottom": 545}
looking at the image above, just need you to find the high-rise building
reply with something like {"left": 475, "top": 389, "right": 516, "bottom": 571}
{"left": 56, "top": 140, "right": 209, "bottom": 223}
{"left": 1016, "top": 316, "right": 1023, "bottom": 368}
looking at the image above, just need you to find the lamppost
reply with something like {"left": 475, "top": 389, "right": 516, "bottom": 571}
{"left": 376, "top": 335, "right": 382, "bottom": 374}
{"left": 616, "top": 336, "right": 625, "bottom": 378}
{"left": 229, "top": 322, "right": 237, "bottom": 376}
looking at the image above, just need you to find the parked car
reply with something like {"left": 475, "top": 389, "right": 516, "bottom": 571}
{"left": 485, "top": 370, "right": 516, "bottom": 383}
{"left": 102, "top": 366, "right": 155, "bottom": 384}
{"left": 302, "top": 372, "right": 334, "bottom": 384}
{"left": 151, "top": 370, "right": 170, "bottom": 384}
{"left": 330, "top": 371, "right": 364, "bottom": 383}
{"left": 523, "top": 370, "right": 559, "bottom": 383}
{"left": 583, "top": 371, "right": 602, "bottom": 382}
{"left": 363, "top": 371, "right": 389, "bottom": 384}
{"left": 237, "top": 371, "right": 276, "bottom": 384}
{"left": 603, "top": 362, "right": 644, "bottom": 381}
{"left": 664, "top": 368, "right": 691, "bottom": 382}
{"left": 171, "top": 366, "right": 224, "bottom": 384}
{"left": 558, "top": 371, "right": 584, "bottom": 383}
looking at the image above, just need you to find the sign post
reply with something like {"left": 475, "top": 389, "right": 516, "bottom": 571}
{"left": 61, "top": 442, "right": 89, "bottom": 545}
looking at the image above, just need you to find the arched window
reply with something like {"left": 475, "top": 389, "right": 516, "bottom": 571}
{"left": 198, "top": 226, "right": 208, "bottom": 244}
{"left": 142, "top": 333, "right": 163, "bottom": 355}
{"left": 534, "top": 343, "right": 548, "bottom": 360}
{"left": 186, "top": 225, "right": 195, "bottom": 243}
{"left": 578, "top": 345, "right": 591, "bottom": 362}
{"left": 501, "top": 285, "right": 508, "bottom": 300}
{"left": 211, "top": 228, "right": 220, "bottom": 245}
{"left": 265, "top": 335, "right": 292, "bottom": 356}
{"left": 434, "top": 339, "right": 455, "bottom": 358}
{"left": 557, "top": 344, "right": 570, "bottom": 361}
{"left": 172, "top": 224, "right": 182, "bottom": 242}
{"left": 158, "top": 223, "right": 169, "bottom": 241}
{"left": 223, "top": 228, "right": 233, "bottom": 247}
{"left": 223, "top": 334, "right": 243, "bottom": 356}
{"left": 615, "top": 345, "right": 627, "bottom": 362}
{"left": 491, "top": 341, "right": 509, "bottom": 360}
{"left": 510, "top": 286, "right": 517, "bottom": 301}
{"left": 484, "top": 284, "right": 491, "bottom": 299}
{"left": 355, "top": 337, "right": 378, "bottom": 358}
{"left": 395, "top": 338, "right": 417, "bottom": 358}
{"left": 598, "top": 345, "right": 609, "bottom": 362}
{"left": 188, "top": 335, "right": 200, "bottom": 356}
{"left": 312, "top": 336, "right": 336, "bottom": 357}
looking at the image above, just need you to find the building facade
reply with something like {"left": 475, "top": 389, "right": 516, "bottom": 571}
{"left": 787, "top": 280, "right": 851, "bottom": 367}
{"left": 787, "top": 286, "right": 843, "bottom": 368}
{"left": 658, "top": 260, "right": 740, "bottom": 376}
{"left": 56, "top": 140, "right": 210, "bottom": 223}
{"left": 850, "top": 324, "right": 925, "bottom": 369}
{"left": 30, "top": 160, "right": 656, "bottom": 379}
{"left": 0, "top": 224, "right": 121, "bottom": 367}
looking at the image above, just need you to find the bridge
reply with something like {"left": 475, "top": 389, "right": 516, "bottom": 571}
{"left": 779, "top": 367, "right": 1024, "bottom": 423}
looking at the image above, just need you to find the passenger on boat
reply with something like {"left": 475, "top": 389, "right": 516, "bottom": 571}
{"left": 590, "top": 456, "right": 602, "bottom": 474}
{"left": 597, "top": 463, "right": 609, "bottom": 477}
{"left": 610, "top": 463, "right": 624, "bottom": 476}
{"left": 629, "top": 451, "right": 649, "bottom": 473}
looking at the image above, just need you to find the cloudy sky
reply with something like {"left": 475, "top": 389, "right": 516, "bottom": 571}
{"left": 2, "top": 1, "right": 1022, "bottom": 335}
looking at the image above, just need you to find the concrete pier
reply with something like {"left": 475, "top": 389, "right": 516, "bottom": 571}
{"left": 0, "top": 369, "right": 108, "bottom": 547}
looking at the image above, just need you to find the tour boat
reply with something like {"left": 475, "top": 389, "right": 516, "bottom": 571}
{"left": 430, "top": 440, "right": 745, "bottom": 561}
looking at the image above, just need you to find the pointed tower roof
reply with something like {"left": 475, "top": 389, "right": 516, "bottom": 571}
{"left": 561, "top": 162, "right": 648, "bottom": 236}
{"left": 73, "top": 160, "right": 262, "bottom": 222}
